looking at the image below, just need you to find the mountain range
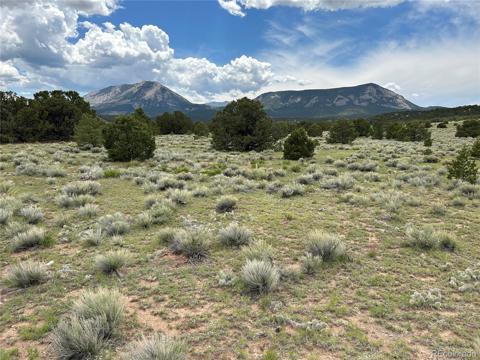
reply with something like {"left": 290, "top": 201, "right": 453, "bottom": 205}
{"left": 84, "top": 81, "right": 423, "bottom": 120}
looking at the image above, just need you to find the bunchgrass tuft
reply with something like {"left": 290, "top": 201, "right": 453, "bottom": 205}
{"left": 171, "top": 230, "right": 209, "bottom": 260}
{"left": 11, "top": 227, "right": 52, "bottom": 252}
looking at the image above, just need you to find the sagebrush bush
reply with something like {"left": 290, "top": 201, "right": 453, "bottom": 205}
{"left": 82, "top": 227, "right": 104, "bottom": 246}
{"left": 280, "top": 183, "right": 305, "bottom": 198}
{"left": 218, "top": 223, "right": 251, "bottom": 247}
{"left": 302, "top": 253, "right": 323, "bottom": 275}
{"left": 0, "top": 208, "right": 12, "bottom": 225}
{"left": 157, "top": 227, "right": 184, "bottom": 245}
{"left": 241, "top": 259, "right": 280, "bottom": 294}
{"left": 11, "top": 227, "right": 51, "bottom": 252}
{"left": 137, "top": 212, "right": 154, "bottom": 228}
{"left": 19, "top": 205, "right": 44, "bottom": 224}
{"left": 51, "top": 315, "right": 106, "bottom": 359}
{"left": 0, "top": 180, "right": 14, "bottom": 194}
{"left": 215, "top": 196, "right": 237, "bottom": 213}
{"left": 51, "top": 288, "right": 125, "bottom": 359}
{"left": 123, "top": 334, "right": 187, "bottom": 360}
{"left": 63, "top": 181, "right": 101, "bottom": 196}
{"left": 71, "top": 288, "right": 125, "bottom": 338}
{"left": 78, "top": 204, "right": 98, "bottom": 218}
{"left": 167, "top": 189, "right": 191, "bottom": 205}
{"left": 171, "top": 230, "right": 209, "bottom": 260}
{"left": 98, "top": 213, "right": 130, "bottom": 236}
{"left": 307, "top": 231, "right": 346, "bottom": 262}
{"left": 242, "top": 240, "right": 274, "bottom": 263}
{"left": 3, "top": 261, "right": 48, "bottom": 288}
{"left": 95, "top": 250, "right": 130, "bottom": 274}
{"left": 148, "top": 202, "right": 174, "bottom": 225}
{"left": 405, "top": 224, "right": 456, "bottom": 251}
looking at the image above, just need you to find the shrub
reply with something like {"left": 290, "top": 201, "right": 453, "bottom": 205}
{"left": 71, "top": 288, "right": 125, "bottom": 338}
{"left": 51, "top": 315, "right": 106, "bottom": 359}
{"left": 404, "top": 224, "right": 455, "bottom": 251}
{"left": 171, "top": 230, "right": 209, "bottom": 260}
{"left": 98, "top": 213, "right": 130, "bottom": 236}
{"left": 409, "top": 288, "right": 442, "bottom": 308}
{"left": 103, "top": 113, "right": 155, "bottom": 161}
{"left": 95, "top": 250, "right": 130, "bottom": 275}
{"left": 471, "top": 138, "right": 480, "bottom": 158}
{"left": 19, "top": 205, "right": 44, "bottom": 224}
{"left": 137, "top": 212, "right": 154, "bottom": 228}
{"left": 283, "top": 128, "right": 315, "bottom": 160}
{"left": 215, "top": 196, "right": 237, "bottom": 213}
{"left": 3, "top": 261, "right": 48, "bottom": 288}
{"left": 211, "top": 98, "right": 272, "bottom": 152}
{"left": 148, "top": 202, "right": 174, "bottom": 225}
{"left": 166, "top": 189, "right": 191, "bottom": 205}
{"left": 0, "top": 208, "right": 12, "bottom": 225}
{"left": 280, "top": 183, "right": 305, "bottom": 198}
{"left": 0, "top": 180, "right": 14, "bottom": 194}
{"left": 447, "top": 146, "right": 478, "bottom": 184}
{"left": 321, "top": 175, "right": 355, "bottom": 190}
{"left": 123, "top": 334, "right": 187, "bottom": 360}
{"left": 82, "top": 228, "right": 104, "bottom": 246}
{"left": 455, "top": 119, "right": 480, "bottom": 138}
{"left": 218, "top": 223, "right": 251, "bottom": 247}
{"left": 63, "top": 181, "right": 101, "bottom": 196}
{"left": 11, "top": 227, "right": 51, "bottom": 252}
{"left": 302, "top": 253, "right": 323, "bottom": 275}
{"left": 327, "top": 121, "right": 357, "bottom": 144}
{"left": 242, "top": 240, "right": 274, "bottom": 262}
{"left": 157, "top": 227, "right": 184, "bottom": 246}
{"left": 51, "top": 288, "right": 124, "bottom": 358}
{"left": 241, "top": 259, "right": 280, "bottom": 294}
{"left": 78, "top": 204, "right": 98, "bottom": 218}
{"left": 74, "top": 114, "right": 104, "bottom": 148}
{"left": 307, "top": 231, "right": 346, "bottom": 262}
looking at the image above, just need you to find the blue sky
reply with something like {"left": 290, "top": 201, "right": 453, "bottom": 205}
{"left": 1, "top": 0, "right": 479, "bottom": 106}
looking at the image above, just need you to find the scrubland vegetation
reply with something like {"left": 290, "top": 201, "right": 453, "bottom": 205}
{"left": 0, "top": 117, "right": 479, "bottom": 359}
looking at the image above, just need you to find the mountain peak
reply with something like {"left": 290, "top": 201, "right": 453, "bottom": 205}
{"left": 85, "top": 81, "right": 422, "bottom": 120}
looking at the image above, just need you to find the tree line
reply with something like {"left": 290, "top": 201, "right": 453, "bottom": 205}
{"left": 1, "top": 91, "right": 478, "bottom": 163}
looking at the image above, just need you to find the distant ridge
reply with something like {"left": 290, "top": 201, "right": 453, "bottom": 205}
{"left": 255, "top": 83, "right": 423, "bottom": 119}
{"left": 85, "top": 81, "right": 424, "bottom": 120}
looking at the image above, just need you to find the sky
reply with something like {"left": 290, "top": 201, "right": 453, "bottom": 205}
{"left": 0, "top": 0, "right": 479, "bottom": 107}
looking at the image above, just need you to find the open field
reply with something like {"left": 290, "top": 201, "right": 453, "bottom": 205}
{"left": 1, "top": 123, "right": 479, "bottom": 359}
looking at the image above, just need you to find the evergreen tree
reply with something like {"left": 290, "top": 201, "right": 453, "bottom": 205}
{"left": 283, "top": 128, "right": 316, "bottom": 160}
{"left": 211, "top": 98, "right": 272, "bottom": 151}
{"left": 327, "top": 120, "right": 357, "bottom": 144}
{"left": 74, "top": 114, "right": 104, "bottom": 147}
{"left": 103, "top": 113, "right": 155, "bottom": 161}
{"left": 447, "top": 146, "right": 478, "bottom": 184}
